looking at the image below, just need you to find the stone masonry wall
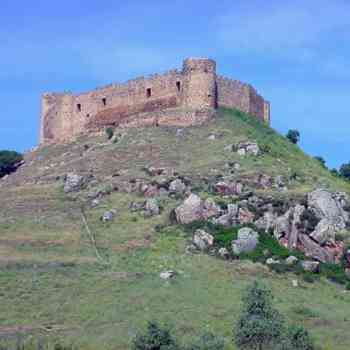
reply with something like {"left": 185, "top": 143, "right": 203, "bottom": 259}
{"left": 40, "top": 58, "right": 270, "bottom": 144}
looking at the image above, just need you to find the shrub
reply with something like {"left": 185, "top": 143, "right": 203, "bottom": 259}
{"left": 286, "top": 130, "right": 300, "bottom": 144}
{"left": 0, "top": 150, "right": 23, "bottom": 178}
{"left": 105, "top": 127, "right": 114, "bottom": 140}
{"left": 132, "top": 321, "right": 179, "bottom": 350}
{"left": 339, "top": 162, "right": 350, "bottom": 180}
{"left": 234, "top": 281, "right": 284, "bottom": 350}
{"left": 346, "top": 282, "right": 350, "bottom": 291}
{"left": 276, "top": 325, "right": 315, "bottom": 350}
{"left": 186, "top": 332, "right": 225, "bottom": 350}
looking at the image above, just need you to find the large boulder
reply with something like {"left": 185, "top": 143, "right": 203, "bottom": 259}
{"left": 310, "top": 218, "right": 336, "bottom": 245}
{"left": 214, "top": 204, "right": 238, "bottom": 227}
{"left": 301, "top": 261, "right": 320, "bottom": 273}
{"left": 298, "top": 234, "right": 335, "bottom": 263}
{"left": 308, "top": 189, "right": 349, "bottom": 229}
{"left": 64, "top": 173, "right": 85, "bottom": 193}
{"left": 232, "top": 227, "right": 259, "bottom": 255}
{"left": 192, "top": 229, "right": 214, "bottom": 251}
{"left": 174, "top": 194, "right": 220, "bottom": 224}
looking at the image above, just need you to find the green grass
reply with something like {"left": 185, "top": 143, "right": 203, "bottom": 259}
{"left": 0, "top": 108, "right": 350, "bottom": 349}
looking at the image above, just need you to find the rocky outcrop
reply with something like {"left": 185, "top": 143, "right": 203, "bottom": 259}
{"left": 232, "top": 227, "right": 259, "bottom": 255}
{"left": 193, "top": 229, "right": 214, "bottom": 251}
{"left": 174, "top": 194, "right": 220, "bottom": 224}
{"left": 235, "top": 141, "right": 260, "bottom": 156}
{"left": 64, "top": 173, "right": 86, "bottom": 193}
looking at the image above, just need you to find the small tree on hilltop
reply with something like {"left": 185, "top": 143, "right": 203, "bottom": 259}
{"left": 234, "top": 281, "right": 284, "bottom": 350}
{"left": 286, "top": 130, "right": 300, "bottom": 144}
{"left": 132, "top": 321, "right": 179, "bottom": 350}
{"left": 0, "top": 150, "right": 23, "bottom": 178}
{"left": 339, "top": 162, "right": 350, "bottom": 180}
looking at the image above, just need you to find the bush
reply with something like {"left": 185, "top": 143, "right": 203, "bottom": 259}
{"left": 339, "top": 162, "right": 350, "bottom": 180}
{"left": 234, "top": 281, "right": 284, "bottom": 350}
{"left": 346, "top": 282, "right": 350, "bottom": 291}
{"left": 0, "top": 150, "right": 23, "bottom": 178}
{"left": 286, "top": 130, "right": 300, "bottom": 144}
{"left": 132, "top": 321, "right": 179, "bottom": 350}
{"left": 105, "top": 127, "right": 114, "bottom": 140}
{"left": 276, "top": 325, "right": 315, "bottom": 350}
{"left": 186, "top": 332, "right": 225, "bottom": 350}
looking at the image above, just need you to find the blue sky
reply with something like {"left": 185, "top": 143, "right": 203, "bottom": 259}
{"left": 0, "top": 0, "right": 349, "bottom": 168}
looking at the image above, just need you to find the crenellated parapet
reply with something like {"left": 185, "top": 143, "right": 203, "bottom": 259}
{"left": 39, "top": 58, "right": 270, "bottom": 145}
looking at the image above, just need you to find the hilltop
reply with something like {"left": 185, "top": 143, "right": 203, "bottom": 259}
{"left": 0, "top": 108, "right": 349, "bottom": 350}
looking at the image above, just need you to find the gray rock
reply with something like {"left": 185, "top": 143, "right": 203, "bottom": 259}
{"left": 174, "top": 194, "right": 203, "bottom": 224}
{"left": 218, "top": 247, "right": 230, "bottom": 259}
{"left": 292, "top": 279, "right": 299, "bottom": 287}
{"left": 301, "top": 260, "right": 320, "bottom": 273}
{"left": 275, "top": 175, "right": 287, "bottom": 191}
{"left": 266, "top": 258, "right": 280, "bottom": 265}
{"left": 169, "top": 179, "right": 186, "bottom": 194}
{"left": 285, "top": 256, "right": 298, "bottom": 265}
{"left": 64, "top": 173, "right": 85, "bottom": 193}
{"left": 224, "top": 144, "right": 234, "bottom": 152}
{"left": 101, "top": 209, "right": 116, "bottom": 222}
{"left": 214, "top": 204, "right": 238, "bottom": 227}
{"left": 308, "top": 189, "right": 348, "bottom": 229}
{"left": 232, "top": 227, "right": 259, "bottom": 255}
{"left": 236, "top": 141, "right": 260, "bottom": 156}
{"left": 144, "top": 198, "right": 160, "bottom": 217}
{"left": 310, "top": 218, "right": 336, "bottom": 245}
{"left": 255, "top": 212, "right": 276, "bottom": 232}
{"left": 193, "top": 229, "right": 214, "bottom": 251}
{"left": 298, "top": 234, "right": 335, "bottom": 263}
{"left": 160, "top": 270, "right": 176, "bottom": 280}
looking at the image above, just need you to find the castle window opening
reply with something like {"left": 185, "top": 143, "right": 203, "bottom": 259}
{"left": 77, "top": 104, "right": 81, "bottom": 112}
{"left": 146, "top": 88, "right": 152, "bottom": 98}
{"left": 102, "top": 98, "right": 107, "bottom": 106}
{"left": 176, "top": 81, "right": 181, "bottom": 92}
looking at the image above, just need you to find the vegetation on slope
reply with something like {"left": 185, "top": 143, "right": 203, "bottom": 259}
{"left": 0, "top": 108, "right": 349, "bottom": 349}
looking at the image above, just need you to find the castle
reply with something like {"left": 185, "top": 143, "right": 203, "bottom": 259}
{"left": 39, "top": 58, "right": 270, "bottom": 144}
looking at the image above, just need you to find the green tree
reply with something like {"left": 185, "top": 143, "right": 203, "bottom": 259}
{"left": 132, "top": 321, "right": 179, "bottom": 350}
{"left": 234, "top": 281, "right": 284, "bottom": 350}
{"left": 339, "top": 162, "right": 350, "bottom": 180}
{"left": 286, "top": 130, "right": 300, "bottom": 144}
{"left": 0, "top": 150, "right": 23, "bottom": 178}
{"left": 275, "top": 325, "right": 314, "bottom": 350}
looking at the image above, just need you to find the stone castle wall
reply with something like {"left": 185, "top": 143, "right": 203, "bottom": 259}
{"left": 40, "top": 58, "right": 270, "bottom": 144}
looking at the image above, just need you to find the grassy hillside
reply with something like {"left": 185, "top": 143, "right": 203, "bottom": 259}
{"left": 0, "top": 108, "right": 349, "bottom": 349}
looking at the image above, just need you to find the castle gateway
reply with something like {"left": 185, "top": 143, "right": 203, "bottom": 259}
{"left": 40, "top": 58, "right": 270, "bottom": 144}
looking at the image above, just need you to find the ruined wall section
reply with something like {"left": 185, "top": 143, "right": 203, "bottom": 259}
{"left": 216, "top": 76, "right": 270, "bottom": 123}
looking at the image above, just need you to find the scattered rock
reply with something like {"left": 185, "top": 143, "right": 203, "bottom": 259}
{"left": 64, "top": 173, "right": 85, "bottom": 193}
{"left": 218, "top": 247, "right": 230, "bottom": 259}
{"left": 144, "top": 198, "right": 160, "bottom": 217}
{"left": 214, "top": 181, "right": 244, "bottom": 196}
{"left": 101, "top": 209, "right": 116, "bottom": 222}
{"left": 301, "top": 260, "right": 320, "bottom": 273}
{"left": 192, "top": 229, "right": 214, "bottom": 251}
{"left": 274, "top": 175, "right": 287, "bottom": 191}
{"left": 224, "top": 144, "right": 234, "bottom": 152}
{"left": 310, "top": 218, "right": 336, "bottom": 245}
{"left": 236, "top": 141, "right": 260, "bottom": 156}
{"left": 292, "top": 279, "right": 299, "bottom": 287}
{"left": 256, "top": 174, "right": 273, "bottom": 189}
{"left": 160, "top": 271, "right": 176, "bottom": 280}
{"left": 266, "top": 258, "right": 280, "bottom": 265}
{"left": 214, "top": 204, "right": 238, "bottom": 227}
{"left": 129, "top": 201, "right": 145, "bottom": 212}
{"left": 232, "top": 227, "right": 259, "bottom": 255}
{"left": 169, "top": 179, "right": 186, "bottom": 194}
{"left": 285, "top": 256, "right": 298, "bottom": 265}
{"left": 238, "top": 207, "right": 255, "bottom": 224}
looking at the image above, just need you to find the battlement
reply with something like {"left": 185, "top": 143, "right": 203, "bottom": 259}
{"left": 39, "top": 58, "right": 270, "bottom": 144}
